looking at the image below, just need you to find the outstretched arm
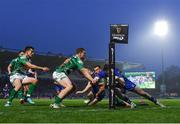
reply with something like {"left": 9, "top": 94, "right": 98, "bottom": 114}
{"left": 80, "top": 68, "right": 96, "bottom": 84}
{"left": 25, "top": 62, "right": 49, "bottom": 72}
{"left": 95, "top": 84, "right": 105, "bottom": 98}
{"left": 76, "top": 81, "right": 92, "bottom": 94}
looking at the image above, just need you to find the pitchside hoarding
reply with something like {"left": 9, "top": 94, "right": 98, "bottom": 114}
{"left": 125, "top": 72, "right": 156, "bottom": 89}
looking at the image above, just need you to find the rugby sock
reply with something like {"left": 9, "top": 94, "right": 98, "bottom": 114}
{"left": 18, "top": 88, "right": 24, "bottom": 99}
{"left": 55, "top": 96, "right": 62, "bottom": 104}
{"left": 115, "top": 96, "right": 124, "bottom": 105}
{"left": 148, "top": 96, "right": 157, "bottom": 104}
{"left": 8, "top": 89, "right": 18, "bottom": 102}
{"left": 26, "top": 84, "right": 36, "bottom": 97}
{"left": 121, "top": 95, "right": 132, "bottom": 104}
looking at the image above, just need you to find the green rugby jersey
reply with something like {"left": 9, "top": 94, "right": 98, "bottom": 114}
{"left": 55, "top": 55, "right": 84, "bottom": 75}
{"left": 11, "top": 55, "right": 30, "bottom": 75}
{"left": 9, "top": 58, "right": 18, "bottom": 73}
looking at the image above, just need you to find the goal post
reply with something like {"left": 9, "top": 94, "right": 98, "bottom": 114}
{"left": 109, "top": 24, "right": 129, "bottom": 109}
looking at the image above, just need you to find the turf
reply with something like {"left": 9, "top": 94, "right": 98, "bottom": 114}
{"left": 0, "top": 99, "right": 180, "bottom": 123}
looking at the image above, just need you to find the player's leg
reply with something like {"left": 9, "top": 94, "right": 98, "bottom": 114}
{"left": 115, "top": 95, "right": 127, "bottom": 107}
{"left": 51, "top": 72, "right": 74, "bottom": 108}
{"left": 51, "top": 78, "right": 73, "bottom": 108}
{"left": 18, "top": 87, "right": 25, "bottom": 104}
{"left": 5, "top": 79, "right": 22, "bottom": 106}
{"left": 87, "top": 94, "right": 104, "bottom": 106}
{"left": 57, "top": 79, "right": 73, "bottom": 98}
{"left": 84, "top": 91, "right": 94, "bottom": 104}
{"left": 54, "top": 84, "right": 66, "bottom": 107}
{"left": 65, "top": 82, "right": 76, "bottom": 97}
{"left": 22, "top": 77, "right": 38, "bottom": 104}
{"left": 87, "top": 98, "right": 99, "bottom": 106}
{"left": 115, "top": 77, "right": 135, "bottom": 105}
{"left": 88, "top": 90, "right": 105, "bottom": 106}
{"left": 114, "top": 87, "right": 136, "bottom": 108}
{"left": 18, "top": 84, "right": 29, "bottom": 104}
{"left": 87, "top": 85, "right": 99, "bottom": 105}
{"left": 23, "top": 84, "right": 29, "bottom": 95}
{"left": 132, "top": 87, "right": 165, "bottom": 107}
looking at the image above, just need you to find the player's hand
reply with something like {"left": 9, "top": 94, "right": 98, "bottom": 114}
{"left": 95, "top": 93, "right": 99, "bottom": 99}
{"left": 91, "top": 79, "right": 97, "bottom": 85}
{"left": 42, "top": 67, "right": 50, "bottom": 72}
{"left": 76, "top": 91, "right": 83, "bottom": 94}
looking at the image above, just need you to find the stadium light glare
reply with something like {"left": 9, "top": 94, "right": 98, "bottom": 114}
{"left": 154, "top": 20, "right": 168, "bottom": 37}
{"left": 153, "top": 20, "right": 168, "bottom": 96}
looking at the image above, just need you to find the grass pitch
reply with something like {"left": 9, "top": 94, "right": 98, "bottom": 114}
{"left": 0, "top": 98, "right": 180, "bottom": 123}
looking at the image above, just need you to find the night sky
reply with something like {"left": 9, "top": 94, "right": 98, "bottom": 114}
{"left": 0, "top": 0, "right": 180, "bottom": 75}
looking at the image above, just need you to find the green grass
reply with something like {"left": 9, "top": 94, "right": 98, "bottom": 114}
{"left": 0, "top": 98, "right": 180, "bottom": 123}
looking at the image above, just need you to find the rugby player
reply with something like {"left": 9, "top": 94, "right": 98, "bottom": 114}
{"left": 77, "top": 65, "right": 134, "bottom": 107}
{"left": 5, "top": 46, "right": 49, "bottom": 106}
{"left": 50, "top": 48, "right": 96, "bottom": 109}
{"left": 76, "top": 65, "right": 106, "bottom": 105}
{"left": 103, "top": 64, "right": 166, "bottom": 108}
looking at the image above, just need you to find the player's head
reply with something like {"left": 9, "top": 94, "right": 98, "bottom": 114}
{"left": 116, "top": 26, "right": 122, "bottom": 34}
{"left": 18, "top": 50, "right": 24, "bottom": 57}
{"left": 24, "top": 46, "right": 35, "bottom": 58}
{"left": 76, "top": 48, "right": 86, "bottom": 60}
{"left": 93, "top": 65, "right": 101, "bottom": 74}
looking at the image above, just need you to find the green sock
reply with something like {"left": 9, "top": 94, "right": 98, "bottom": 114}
{"left": 18, "top": 88, "right": 24, "bottom": 99}
{"left": 26, "top": 84, "right": 36, "bottom": 97}
{"left": 8, "top": 89, "right": 18, "bottom": 102}
{"left": 55, "top": 96, "right": 62, "bottom": 104}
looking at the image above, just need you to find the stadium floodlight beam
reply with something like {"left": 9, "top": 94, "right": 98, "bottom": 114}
{"left": 154, "top": 20, "right": 168, "bottom": 37}
{"left": 154, "top": 20, "right": 168, "bottom": 96}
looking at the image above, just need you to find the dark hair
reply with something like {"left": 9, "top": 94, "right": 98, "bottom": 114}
{"left": 76, "top": 48, "right": 85, "bottom": 54}
{"left": 24, "top": 46, "right": 34, "bottom": 52}
{"left": 94, "top": 65, "right": 101, "bottom": 69}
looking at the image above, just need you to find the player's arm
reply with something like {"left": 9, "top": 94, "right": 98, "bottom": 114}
{"left": 28, "top": 69, "right": 38, "bottom": 79}
{"left": 80, "top": 68, "right": 96, "bottom": 84}
{"left": 60, "top": 58, "right": 71, "bottom": 67}
{"left": 76, "top": 75, "right": 100, "bottom": 94}
{"left": 95, "top": 83, "right": 105, "bottom": 98}
{"left": 25, "top": 62, "right": 49, "bottom": 72}
{"left": 28, "top": 69, "right": 34, "bottom": 74}
{"left": 7, "top": 63, "right": 12, "bottom": 75}
{"left": 76, "top": 81, "right": 92, "bottom": 94}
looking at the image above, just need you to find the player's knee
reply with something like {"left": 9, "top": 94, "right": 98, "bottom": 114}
{"left": 68, "top": 85, "right": 73, "bottom": 90}
{"left": 65, "top": 84, "right": 73, "bottom": 91}
{"left": 14, "top": 84, "right": 22, "bottom": 91}
{"left": 34, "top": 78, "right": 38, "bottom": 83}
{"left": 32, "top": 78, "right": 38, "bottom": 84}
